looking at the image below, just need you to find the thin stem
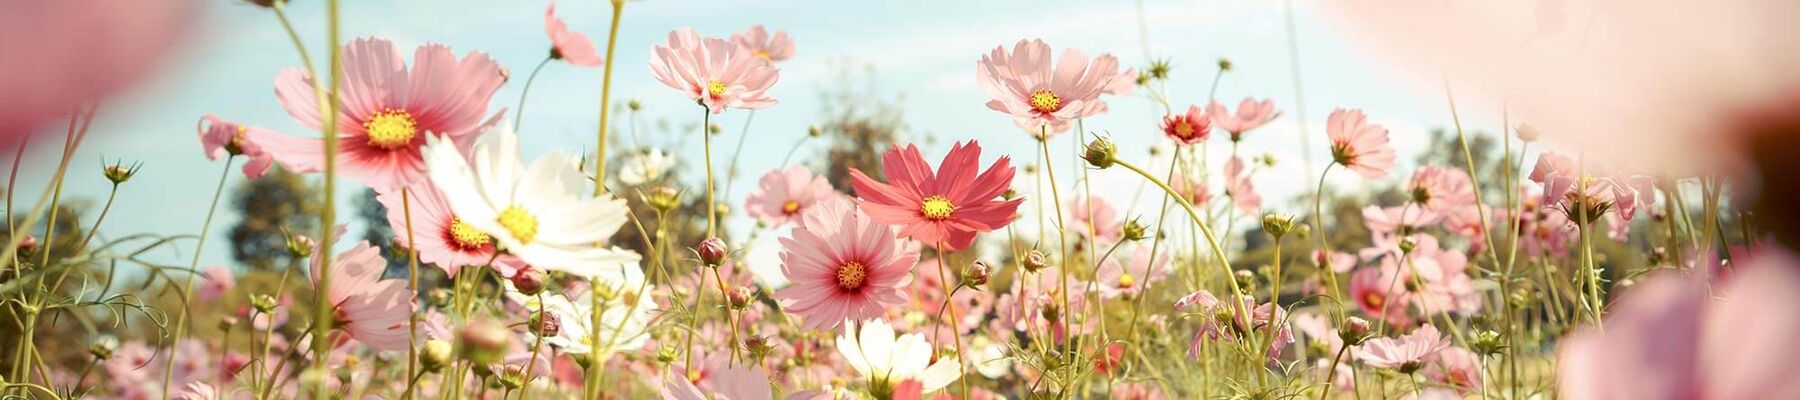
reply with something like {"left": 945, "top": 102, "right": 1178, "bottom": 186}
{"left": 511, "top": 57, "right": 555, "bottom": 133}
{"left": 702, "top": 107, "right": 717, "bottom": 237}
{"left": 160, "top": 156, "right": 237, "bottom": 394}
{"left": 401, "top": 187, "right": 420, "bottom": 400}
{"left": 309, "top": 0, "right": 344, "bottom": 395}
{"left": 1034, "top": 134, "right": 1074, "bottom": 378}
{"left": 1112, "top": 159, "right": 1246, "bottom": 311}
{"left": 592, "top": 0, "right": 626, "bottom": 196}
{"left": 721, "top": 110, "right": 756, "bottom": 201}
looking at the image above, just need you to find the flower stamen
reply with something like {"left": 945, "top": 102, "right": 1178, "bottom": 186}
{"left": 363, "top": 109, "right": 419, "bottom": 150}
{"left": 496, "top": 206, "right": 540, "bottom": 245}
{"left": 920, "top": 196, "right": 956, "bottom": 221}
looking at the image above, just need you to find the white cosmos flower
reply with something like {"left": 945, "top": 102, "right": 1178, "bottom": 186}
{"left": 504, "top": 266, "right": 655, "bottom": 357}
{"left": 422, "top": 128, "right": 640, "bottom": 278}
{"left": 836, "top": 319, "right": 963, "bottom": 394}
{"left": 618, "top": 148, "right": 672, "bottom": 186}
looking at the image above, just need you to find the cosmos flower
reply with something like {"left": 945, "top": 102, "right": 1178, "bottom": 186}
{"left": 1425, "top": 346, "right": 1484, "bottom": 393}
{"left": 507, "top": 267, "right": 655, "bottom": 358}
{"left": 0, "top": 0, "right": 195, "bottom": 151}
{"left": 837, "top": 319, "right": 964, "bottom": 395}
{"left": 1529, "top": 151, "right": 1656, "bottom": 224}
{"left": 255, "top": 38, "right": 507, "bottom": 191}
{"left": 1326, "top": 108, "right": 1397, "bottom": 179}
{"left": 1159, "top": 105, "right": 1212, "bottom": 145}
{"left": 376, "top": 183, "right": 499, "bottom": 277}
{"left": 543, "top": 1, "right": 601, "bottom": 66}
{"left": 1362, "top": 205, "right": 1442, "bottom": 238}
{"left": 731, "top": 24, "right": 795, "bottom": 63}
{"left": 1349, "top": 266, "right": 1413, "bottom": 328}
{"left": 421, "top": 127, "right": 642, "bottom": 280}
{"left": 662, "top": 363, "right": 773, "bottom": 400}
{"left": 1207, "top": 97, "right": 1281, "bottom": 141}
{"left": 1223, "top": 156, "right": 1261, "bottom": 214}
{"left": 174, "top": 381, "right": 217, "bottom": 400}
{"left": 197, "top": 115, "right": 278, "bottom": 179}
{"left": 744, "top": 165, "right": 838, "bottom": 227}
{"left": 976, "top": 39, "right": 1136, "bottom": 136}
{"left": 618, "top": 148, "right": 674, "bottom": 186}
{"left": 849, "top": 141, "right": 1022, "bottom": 251}
{"left": 196, "top": 266, "right": 235, "bottom": 301}
{"left": 1095, "top": 245, "right": 1171, "bottom": 299}
{"left": 649, "top": 27, "right": 779, "bottom": 113}
{"left": 310, "top": 241, "right": 414, "bottom": 352}
{"left": 1168, "top": 169, "right": 1212, "bottom": 208}
{"left": 1178, "top": 290, "right": 1293, "bottom": 361}
{"left": 774, "top": 198, "right": 918, "bottom": 330}
{"left": 1067, "top": 195, "right": 1121, "bottom": 244}
{"left": 1408, "top": 166, "right": 1476, "bottom": 213}
{"left": 1354, "top": 324, "right": 1451, "bottom": 371}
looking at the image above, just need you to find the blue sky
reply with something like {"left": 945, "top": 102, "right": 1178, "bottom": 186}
{"left": 14, "top": 0, "right": 1518, "bottom": 276}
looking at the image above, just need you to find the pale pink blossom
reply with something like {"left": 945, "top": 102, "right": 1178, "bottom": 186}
{"left": 1408, "top": 166, "right": 1476, "bottom": 213}
{"left": 0, "top": 0, "right": 195, "bottom": 149}
{"left": 773, "top": 199, "right": 918, "bottom": 330}
{"left": 1425, "top": 346, "right": 1484, "bottom": 393}
{"left": 1354, "top": 324, "right": 1450, "bottom": 371}
{"left": 731, "top": 25, "right": 795, "bottom": 63}
{"left": 744, "top": 165, "right": 838, "bottom": 228}
{"left": 197, "top": 115, "right": 279, "bottom": 179}
{"left": 375, "top": 183, "right": 503, "bottom": 277}
{"left": 310, "top": 241, "right": 414, "bottom": 351}
{"left": 196, "top": 266, "right": 235, "bottom": 301}
{"left": 1207, "top": 97, "right": 1280, "bottom": 141}
{"left": 1095, "top": 245, "right": 1170, "bottom": 299}
{"left": 1326, "top": 108, "right": 1397, "bottom": 179}
{"left": 976, "top": 39, "right": 1136, "bottom": 136}
{"left": 544, "top": 2, "right": 602, "bottom": 66}
{"left": 1067, "top": 195, "right": 1121, "bottom": 244}
{"left": 649, "top": 27, "right": 780, "bottom": 114}
{"left": 1224, "top": 156, "right": 1261, "bottom": 213}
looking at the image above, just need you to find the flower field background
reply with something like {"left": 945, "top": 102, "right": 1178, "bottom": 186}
{"left": 2, "top": 0, "right": 1795, "bottom": 399}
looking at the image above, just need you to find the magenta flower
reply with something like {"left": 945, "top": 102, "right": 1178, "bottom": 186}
{"left": 774, "top": 199, "right": 918, "bottom": 331}
{"left": 1207, "top": 98, "right": 1280, "bottom": 141}
{"left": 1159, "top": 105, "right": 1212, "bottom": 145}
{"left": 310, "top": 241, "right": 415, "bottom": 351}
{"left": 1408, "top": 166, "right": 1475, "bottom": 213}
{"left": 849, "top": 141, "right": 1022, "bottom": 251}
{"left": 1326, "top": 108, "right": 1397, "bottom": 179}
{"left": 1067, "top": 195, "right": 1121, "bottom": 244}
{"left": 1349, "top": 267, "right": 1412, "bottom": 327}
{"left": 976, "top": 39, "right": 1137, "bottom": 136}
{"left": 255, "top": 38, "right": 506, "bottom": 191}
{"left": 544, "top": 2, "right": 601, "bottom": 66}
{"left": 197, "top": 115, "right": 278, "bottom": 179}
{"left": 375, "top": 183, "right": 499, "bottom": 277}
{"left": 1224, "top": 156, "right": 1261, "bottom": 213}
{"left": 745, "top": 165, "right": 838, "bottom": 228}
{"left": 649, "top": 27, "right": 780, "bottom": 114}
{"left": 731, "top": 25, "right": 795, "bottom": 63}
{"left": 1354, "top": 324, "right": 1451, "bottom": 371}
{"left": 0, "top": 0, "right": 195, "bottom": 150}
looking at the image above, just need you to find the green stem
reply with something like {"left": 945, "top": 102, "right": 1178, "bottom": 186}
{"left": 160, "top": 157, "right": 237, "bottom": 395}
{"left": 592, "top": 0, "right": 626, "bottom": 196}
{"left": 309, "top": 0, "right": 344, "bottom": 396}
{"left": 512, "top": 57, "right": 554, "bottom": 134}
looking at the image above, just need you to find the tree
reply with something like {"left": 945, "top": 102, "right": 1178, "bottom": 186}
{"left": 228, "top": 169, "right": 320, "bottom": 271}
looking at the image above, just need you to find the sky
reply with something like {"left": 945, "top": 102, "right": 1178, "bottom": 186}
{"left": 12, "top": 0, "right": 1523, "bottom": 279}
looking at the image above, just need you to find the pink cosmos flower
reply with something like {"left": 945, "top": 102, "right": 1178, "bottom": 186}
{"left": 310, "top": 241, "right": 415, "bottom": 351}
{"left": 1425, "top": 346, "right": 1483, "bottom": 393}
{"left": 197, "top": 115, "right": 278, "bottom": 179}
{"left": 649, "top": 27, "right": 780, "bottom": 114}
{"left": 663, "top": 364, "right": 773, "bottom": 400}
{"left": 1326, "top": 108, "right": 1397, "bottom": 179}
{"left": 256, "top": 38, "right": 507, "bottom": 191}
{"left": 849, "top": 141, "right": 1023, "bottom": 251}
{"left": 976, "top": 39, "right": 1137, "bottom": 136}
{"left": 1159, "top": 105, "right": 1211, "bottom": 145}
{"left": 1529, "top": 151, "right": 1656, "bottom": 223}
{"left": 1223, "top": 156, "right": 1261, "bottom": 213}
{"left": 0, "top": 0, "right": 195, "bottom": 150}
{"left": 1363, "top": 205, "right": 1442, "bottom": 238}
{"left": 1314, "top": 250, "right": 1358, "bottom": 273}
{"left": 1067, "top": 195, "right": 1121, "bottom": 244}
{"left": 1354, "top": 324, "right": 1451, "bottom": 371}
{"left": 544, "top": 2, "right": 602, "bottom": 66}
{"left": 1207, "top": 98, "right": 1281, "bottom": 141}
{"left": 731, "top": 25, "right": 795, "bottom": 63}
{"left": 1095, "top": 245, "right": 1170, "bottom": 299}
{"left": 175, "top": 381, "right": 217, "bottom": 400}
{"left": 1442, "top": 203, "right": 1491, "bottom": 243}
{"left": 197, "top": 266, "right": 235, "bottom": 301}
{"left": 1350, "top": 267, "right": 1412, "bottom": 327}
{"left": 744, "top": 165, "right": 838, "bottom": 228}
{"left": 375, "top": 183, "right": 500, "bottom": 277}
{"left": 1177, "top": 290, "right": 1293, "bottom": 361}
{"left": 1408, "top": 166, "right": 1475, "bottom": 213}
{"left": 774, "top": 199, "right": 919, "bottom": 330}
{"left": 1169, "top": 169, "right": 1212, "bottom": 208}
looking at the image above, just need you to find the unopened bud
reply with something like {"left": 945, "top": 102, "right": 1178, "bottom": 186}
{"left": 219, "top": 316, "right": 240, "bottom": 330}
{"left": 656, "top": 347, "right": 680, "bottom": 364}
{"left": 1121, "top": 219, "right": 1148, "bottom": 242}
{"left": 644, "top": 186, "right": 681, "bottom": 213}
{"left": 628, "top": 99, "right": 642, "bottom": 111}
{"left": 250, "top": 294, "right": 278, "bottom": 314}
{"left": 728, "top": 286, "right": 754, "bottom": 310}
{"left": 422, "top": 340, "right": 453, "bottom": 372}
{"left": 1339, "top": 317, "right": 1373, "bottom": 346}
{"left": 1469, "top": 330, "right": 1506, "bottom": 356}
{"left": 1217, "top": 58, "right": 1234, "bottom": 72}
{"left": 499, "top": 364, "right": 526, "bottom": 389}
{"left": 1261, "top": 214, "right": 1295, "bottom": 238}
{"left": 962, "top": 261, "right": 992, "bottom": 287}
{"left": 457, "top": 319, "right": 511, "bottom": 366}
{"left": 1023, "top": 251, "right": 1049, "bottom": 273}
{"left": 16, "top": 235, "right": 37, "bottom": 258}
{"left": 429, "top": 288, "right": 453, "bottom": 309}
{"left": 283, "top": 230, "right": 314, "bottom": 259}
{"left": 532, "top": 311, "right": 561, "bottom": 337}
{"left": 103, "top": 161, "right": 140, "bottom": 184}
{"left": 1514, "top": 124, "right": 1540, "bottom": 143}
{"left": 698, "top": 237, "right": 728, "bottom": 267}
{"left": 89, "top": 341, "right": 116, "bottom": 360}
{"left": 807, "top": 125, "right": 823, "bottom": 138}
{"left": 744, "top": 336, "right": 775, "bottom": 358}
{"left": 511, "top": 268, "right": 548, "bottom": 296}
{"left": 1082, "top": 137, "right": 1118, "bottom": 169}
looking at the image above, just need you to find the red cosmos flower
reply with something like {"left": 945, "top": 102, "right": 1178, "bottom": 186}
{"left": 849, "top": 141, "right": 1023, "bottom": 251}
{"left": 1160, "top": 105, "right": 1212, "bottom": 145}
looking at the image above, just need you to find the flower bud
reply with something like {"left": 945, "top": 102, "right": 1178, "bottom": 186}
{"left": 962, "top": 261, "right": 992, "bottom": 287}
{"left": 744, "top": 336, "right": 775, "bottom": 359}
{"left": 283, "top": 230, "right": 314, "bottom": 259}
{"left": 16, "top": 235, "right": 37, "bottom": 258}
{"left": 457, "top": 319, "right": 511, "bottom": 366}
{"left": 218, "top": 316, "right": 240, "bottom": 331}
{"left": 429, "top": 288, "right": 453, "bottom": 309}
{"left": 1147, "top": 58, "right": 1173, "bottom": 80}
{"left": 499, "top": 365, "right": 527, "bottom": 389}
{"left": 807, "top": 125, "right": 823, "bottom": 138}
{"left": 1469, "top": 329, "right": 1506, "bottom": 356}
{"left": 697, "top": 237, "right": 728, "bottom": 267}
{"left": 1398, "top": 238, "right": 1417, "bottom": 254}
{"left": 1514, "top": 123, "right": 1540, "bottom": 142}
{"left": 1121, "top": 219, "right": 1148, "bottom": 242}
{"left": 1261, "top": 213, "right": 1295, "bottom": 239}
{"left": 1040, "top": 302, "right": 1061, "bottom": 322}
{"left": 1233, "top": 270, "right": 1256, "bottom": 293}
{"left": 1217, "top": 58, "right": 1233, "bottom": 72}
{"left": 644, "top": 186, "right": 681, "bottom": 213}
{"left": 89, "top": 340, "right": 116, "bottom": 360}
{"left": 510, "top": 268, "right": 548, "bottom": 296}
{"left": 1001, "top": 189, "right": 1018, "bottom": 200}
{"left": 728, "top": 286, "right": 755, "bottom": 310}
{"left": 250, "top": 294, "right": 278, "bottom": 315}
{"left": 709, "top": 123, "right": 723, "bottom": 135}
{"left": 1081, "top": 137, "right": 1118, "bottom": 169}
{"left": 421, "top": 340, "right": 453, "bottom": 372}
{"left": 103, "top": 161, "right": 140, "bottom": 184}
{"left": 532, "top": 311, "right": 561, "bottom": 338}
{"left": 656, "top": 347, "right": 681, "bottom": 364}
{"left": 1023, "top": 250, "right": 1049, "bottom": 273}
{"left": 628, "top": 99, "right": 642, "bottom": 111}
{"left": 1339, "top": 317, "right": 1373, "bottom": 346}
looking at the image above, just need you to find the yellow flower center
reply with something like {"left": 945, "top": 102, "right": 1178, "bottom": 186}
{"left": 496, "top": 206, "right": 539, "bottom": 245}
{"left": 754, "top": 50, "right": 771, "bottom": 60}
{"left": 1174, "top": 122, "right": 1195, "bottom": 139}
{"left": 781, "top": 200, "right": 801, "bottom": 215}
{"left": 836, "top": 261, "right": 868, "bottom": 291}
{"left": 706, "top": 80, "right": 728, "bottom": 98}
{"left": 446, "top": 217, "right": 492, "bottom": 250}
{"left": 1029, "top": 89, "right": 1062, "bottom": 113}
{"left": 363, "top": 109, "right": 419, "bottom": 150}
{"left": 920, "top": 196, "right": 955, "bottom": 221}
{"left": 1118, "top": 273, "right": 1135, "bottom": 289}
{"left": 226, "top": 125, "right": 249, "bottom": 155}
